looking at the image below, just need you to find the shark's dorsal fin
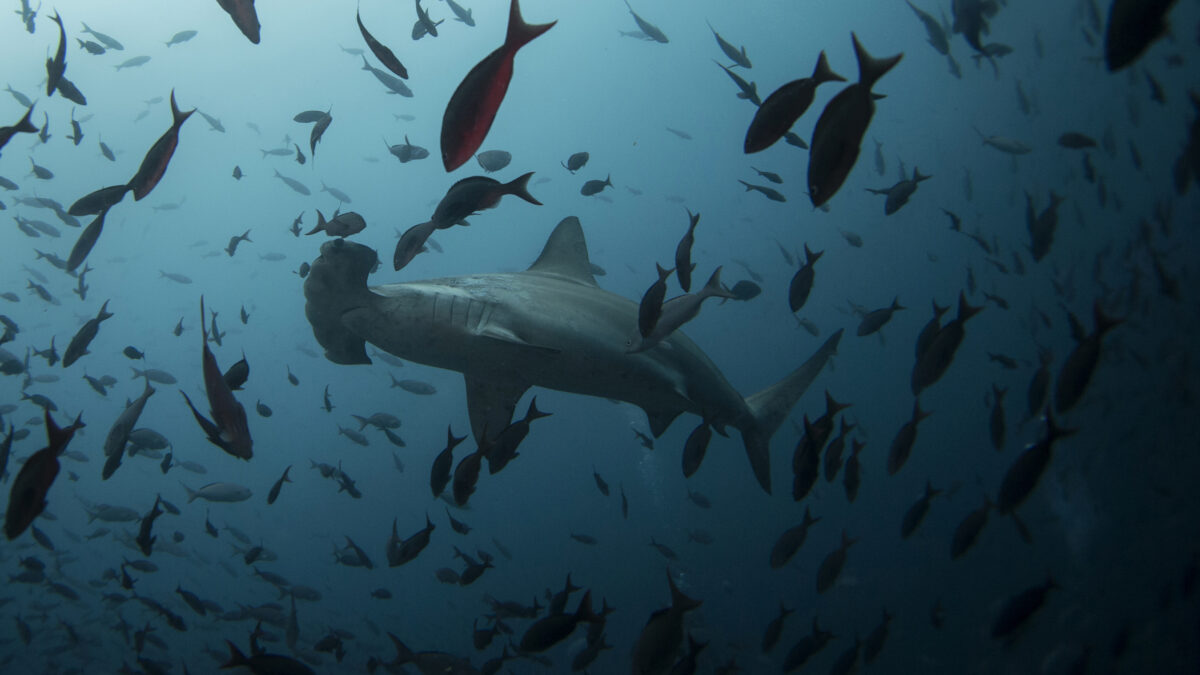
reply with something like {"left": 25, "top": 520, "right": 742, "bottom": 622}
{"left": 525, "top": 216, "right": 598, "bottom": 286}
{"left": 464, "top": 376, "right": 530, "bottom": 446}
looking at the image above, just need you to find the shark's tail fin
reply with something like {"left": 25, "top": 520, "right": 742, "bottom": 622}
{"left": 740, "top": 330, "right": 843, "bottom": 493}
{"left": 303, "top": 239, "right": 376, "bottom": 365}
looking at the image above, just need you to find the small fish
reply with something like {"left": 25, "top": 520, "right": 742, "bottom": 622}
{"left": 357, "top": 10, "right": 408, "bottom": 79}
{"left": 857, "top": 297, "right": 904, "bottom": 336}
{"left": 745, "top": 52, "right": 844, "bottom": 153}
{"left": 164, "top": 30, "right": 198, "bottom": 47}
{"left": 476, "top": 149, "right": 512, "bottom": 172}
{"left": 266, "top": 466, "right": 292, "bottom": 505}
{"left": 115, "top": 55, "right": 151, "bottom": 71}
{"left": 738, "top": 179, "right": 785, "bottom": 202}
{"left": 562, "top": 151, "right": 588, "bottom": 173}
{"left": 273, "top": 170, "right": 309, "bottom": 195}
{"left": 580, "top": 174, "right": 612, "bottom": 196}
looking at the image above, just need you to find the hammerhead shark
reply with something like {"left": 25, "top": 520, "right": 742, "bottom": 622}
{"left": 303, "top": 216, "right": 841, "bottom": 493}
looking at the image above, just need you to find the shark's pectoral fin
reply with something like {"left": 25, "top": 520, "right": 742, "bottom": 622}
{"left": 642, "top": 405, "right": 684, "bottom": 438}
{"left": 465, "top": 376, "right": 529, "bottom": 444}
{"left": 476, "top": 324, "right": 561, "bottom": 354}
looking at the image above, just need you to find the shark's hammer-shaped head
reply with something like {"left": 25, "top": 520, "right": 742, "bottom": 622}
{"left": 304, "top": 238, "right": 377, "bottom": 365}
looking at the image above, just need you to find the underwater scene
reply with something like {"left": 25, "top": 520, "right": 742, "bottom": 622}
{"left": 0, "top": 0, "right": 1198, "bottom": 673}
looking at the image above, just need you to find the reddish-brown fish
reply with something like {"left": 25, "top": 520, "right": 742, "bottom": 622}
{"left": 216, "top": 0, "right": 260, "bottom": 44}
{"left": 128, "top": 90, "right": 194, "bottom": 200}
{"left": 189, "top": 296, "right": 253, "bottom": 459}
{"left": 440, "top": 0, "right": 554, "bottom": 171}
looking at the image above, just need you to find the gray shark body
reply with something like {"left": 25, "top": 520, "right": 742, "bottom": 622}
{"left": 303, "top": 217, "right": 840, "bottom": 492}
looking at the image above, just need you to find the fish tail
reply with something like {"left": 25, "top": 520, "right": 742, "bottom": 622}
{"left": 955, "top": 291, "right": 984, "bottom": 322}
{"left": 222, "top": 640, "right": 250, "bottom": 668}
{"left": 812, "top": 50, "right": 846, "bottom": 84}
{"left": 14, "top": 106, "right": 36, "bottom": 134}
{"left": 851, "top": 33, "right": 902, "bottom": 89}
{"left": 1092, "top": 301, "right": 1122, "bottom": 335}
{"left": 700, "top": 267, "right": 737, "bottom": 301}
{"left": 524, "top": 396, "right": 551, "bottom": 422}
{"left": 387, "top": 632, "right": 415, "bottom": 664}
{"left": 740, "top": 330, "right": 843, "bottom": 493}
{"left": 506, "top": 171, "right": 542, "bottom": 205}
{"left": 168, "top": 90, "right": 194, "bottom": 127}
{"left": 504, "top": 0, "right": 555, "bottom": 51}
{"left": 180, "top": 482, "right": 198, "bottom": 503}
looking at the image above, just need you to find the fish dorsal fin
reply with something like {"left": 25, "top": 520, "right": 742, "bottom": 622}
{"left": 525, "top": 216, "right": 598, "bottom": 286}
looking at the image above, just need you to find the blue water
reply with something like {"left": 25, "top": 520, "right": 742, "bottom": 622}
{"left": 1, "top": 0, "right": 1198, "bottom": 672}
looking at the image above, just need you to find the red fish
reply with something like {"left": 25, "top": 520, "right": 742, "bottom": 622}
{"left": 5, "top": 410, "right": 84, "bottom": 540}
{"left": 128, "top": 90, "right": 194, "bottom": 200}
{"left": 440, "top": 0, "right": 554, "bottom": 171}
{"left": 188, "top": 296, "right": 253, "bottom": 459}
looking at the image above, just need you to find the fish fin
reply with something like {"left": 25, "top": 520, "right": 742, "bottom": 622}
{"left": 303, "top": 240, "right": 375, "bottom": 365}
{"left": 641, "top": 404, "right": 683, "bottom": 438}
{"left": 464, "top": 376, "right": 528, "bottom": 446}
{"left": 741, "top": 330, "right": 844, "bottom": 493}
{"left": 523, "top": 216, "right": 599, "bottom": 286}
{"left": 504, "top": 0, "right": 555, "bottom": 51}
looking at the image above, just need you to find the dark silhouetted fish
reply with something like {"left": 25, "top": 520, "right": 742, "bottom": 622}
{"left": 631, "top": 571, "right": 699, "bottom": 674}
{"left": 431, "top": 171, "right": 542, "bottom": 229}
{"left": 307, "top": 210, "right": 365, "bottom": 238}
{"left": 783, "top": 617, "right": 834, "bottom": 671}
{"left": 623, "top": 0, "right": 667, "bottom": 43}
{"left": 637, "top": 264, "right": 673, "bottom": 338}
{"left": 900, "top": 481, "right": 942, "bottom": 538}
{"left": 991, "top": 577, "right": 1057, "bottom": 639}
{"left": 770, "top": 506, "right": 819, "bottom": 568}
{"left": 127, "top": 91, "right": 193, "bottom": 201}
{"left": 69, "top": 184, "right": 128, "bottom": 217}
{"left": 745, "top": 52, "right": 843, "bottom": 154}
{"left": 440, "top": 0, "right": 555, "bottom": 171}
{"left": 808, "top": 35, "right": 902, "bottom": 207}
{"left": 63, "top": 300, "right": 113, "bottom": 367}
{"left": 357, "top": 10, "right": 407, "bottom": 79}
{"left": 1054, "top": 303, "right": 1120, "bottom": 413}
{"left": 581, "top": 174, "right": 612, "bottom": 196}
{"left": 5, "top": 410, "right": 84, "bottom": 540}
{"left": 886, "top": 399, "right": 930, "bottom": 475}
{"left": 706, "top": 20, "right": 750, "bottom": 68}
{"left": 866, "top": 166, "right": 931, "bottom": 215}
{"left": 181, "top": 297, "right": 252, "bottom": 459}
{"left": 950, "top": 495, "right": 991, "bottom": 559}
{"left": 562, "top": 151, "right": 588, "bottom": 173}
{"left": 911, "top": 293, "right": 983, "bottom": 394}
{"left": 674, "top": 209, "right": 699, "bottom": 292}
{"left": 788, "top": 244, "right": 822, "bottom": 313}
{"left": 66, "top": 209, "right": 110, "bottom": 272}
{"left": 907, "top": 0, "right": 950, "bottom": 54}
{"left": 1103, "top": 0, "right": 1178, "bottom": 71}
